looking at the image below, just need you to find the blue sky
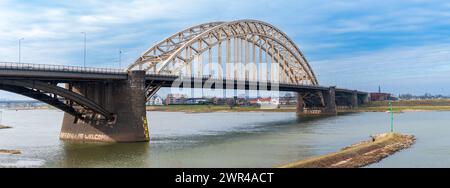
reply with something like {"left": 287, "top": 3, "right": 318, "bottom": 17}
{"left": 0, "top": 0, "right": 450, "bottom": 99}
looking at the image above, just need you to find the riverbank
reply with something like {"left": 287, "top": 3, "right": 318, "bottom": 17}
{"left": 0, "top": 149, "right": 21, "bottom": 155}
{"left": 1, "top": 106, "right": 52, "bottom": 111}
{"left": 277, "top": 133, "right": 415, "bottom": 168}
{"left": 146, "top": 100, "right": 450, "bottom": 113}
{"left": 146, "top": 105, "right": 297, "bottom": 113}
{"left": 0, "top": 125, "right": 18, "bottom": 155}
{"left": 0, "top": 124, "right": 11, "bottom": 129}
{"left": 358, "top": 99, "right": 450, "bottom": 112}
{"left": 357, "top": 106, "right": 450, "bottom": 112}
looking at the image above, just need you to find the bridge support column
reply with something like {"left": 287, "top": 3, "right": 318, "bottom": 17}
{"left": 361, "top": 93, "right": 369, "bottom": 105}
{"left": 60, "top": 71, "right": 149, "bottom": 142}
{"left": 322, "top": 87, "right": 337, "bottom": 115}
{"left": 351, "top": 90, "right": 358, "bottom": 109}
{"left": 296, "top": 93, "right": 304, "bottom": 116}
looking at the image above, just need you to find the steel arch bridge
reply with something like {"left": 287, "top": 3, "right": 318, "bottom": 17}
{"left": 128, "top": 20, "right": 318, "bottom": 86}
{"left": 0, "top": 19, "right": 369, "bottom": 142}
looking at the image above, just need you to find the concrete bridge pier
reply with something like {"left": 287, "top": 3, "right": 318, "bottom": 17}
{"left": 351, "top": 90, "right": 358, "bottom": 109}
{"left": 60, "top": 71, "right": 149, "bottom": 142}
{"left": 296, "top": 86, "right": 337, "bottom": 117}
{"left": 321, "top": 87, "right": 337, "bottom": 115}
{"left": 296, "top": 93, "right": 304, "bottom": 116}
{"left": 360, "top": 93, "right": 369, "bottom": 105}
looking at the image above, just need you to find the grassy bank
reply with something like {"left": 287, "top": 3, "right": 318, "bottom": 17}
{"left": 277, "top": 133, "right": 415, "bottom": 168}
{"left": 358, "top": 105, "right": 450, "bottom": 112}
{"left": 147, "top": 100, "right": 450, "bottom": 113}
{"left": 359, "top": 99, "right": 450, "bottom": 112}
{"left": 146, "top": 105, "right": 297, "bottom": 113}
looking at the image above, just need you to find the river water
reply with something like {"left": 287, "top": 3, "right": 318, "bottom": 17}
{"left": 0, "top": 109, "right": 449, "bottom": 168}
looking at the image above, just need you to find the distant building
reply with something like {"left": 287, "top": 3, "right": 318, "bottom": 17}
{"left": 279, "top": 97, "right": 296, "bottom": 105}
{"left": 370, "top": 93, "right": 397, "bottom": 101}
{"left": 369, "top": 86, "right": 397, "bottom": 101}
{"left": 212, "top": 97, "right": 226, "bottom": 105}
{"left": 0, "top": 100, "right": 47, "bottom": 109}
{"left": 257, "top": 98, "right": 280, "bottom": 109}
{"left": 185, "top": 98, "right": 209, "bottom": 105}
{"left": 235, "top": 98, "right": 248, "bottom": 106}
{"left": 165, "top": 94, "right": 188, "bottom": 105}
{"left": 248, "top": 99, "right": 259, "bottom": 106}
{"left": 148, "top": 95, "right": 163, "bottom": 106}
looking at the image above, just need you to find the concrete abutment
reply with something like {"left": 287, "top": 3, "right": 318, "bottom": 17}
{"left": 351, "top": 90, "right": 358, "bottom": 109}
{"left": 60, "top": 71, "right": 149, "bottom": 142}
{"left": 296, "top": 87, "right": 338, "bottom": 117}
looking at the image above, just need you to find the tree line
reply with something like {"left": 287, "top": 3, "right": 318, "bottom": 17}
{"left": 398, "top": 93, "right": 450, "bottom": 100}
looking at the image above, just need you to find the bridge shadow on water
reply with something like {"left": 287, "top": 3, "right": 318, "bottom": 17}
{"left": 59, "top": 141, "right": 150, "bottom": 168}
{"left": 296, "top": 112, "right": 360, "bottom": 123}
{"left": 151, "top": 113, "right": 353, "bottom": 149}
{"left": 56, "top": 112, "right": 360, "bottom": 167}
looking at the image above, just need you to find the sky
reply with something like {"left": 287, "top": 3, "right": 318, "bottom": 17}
{"left": 0, "top": 0, "right": 450, "bottom": 100}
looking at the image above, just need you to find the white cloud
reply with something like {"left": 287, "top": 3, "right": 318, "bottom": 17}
{"left": 313, "top": 43, "right": 450, "bottom": 94}
{"left": 0, "top": 0, "right": 450, "bottom": 99}
{"left": 0, "top": 0, "right": 233, "bottom": 66}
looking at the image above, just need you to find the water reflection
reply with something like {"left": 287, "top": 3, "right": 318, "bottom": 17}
{"left": 58, "top": 142, "right": 150, "bottom": 168}
{"left": 2, "top": 110, "right": 450, "bottom": 167}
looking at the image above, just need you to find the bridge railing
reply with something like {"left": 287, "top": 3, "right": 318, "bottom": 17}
{"left": 0, "top": 62, "right": 125, "bottom": 74}
{"left": 0, "top": 62, "right": 327, "bottom": 88}
{"left": 145, "top": 74, "right": 306, "bottom": 86}
{"left": 170, "top": 74, "right": 312, "bottom": 86}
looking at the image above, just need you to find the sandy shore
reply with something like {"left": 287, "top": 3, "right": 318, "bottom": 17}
{"left": 0, "top": 124, "right": 11, "bottom": 129}
{"left": 0, "top": 149, "right": 21, "bottom": 155}
{"left": 0, "top": 125, "right": 18, "bottom": 155}
{"left": 277, "top": 133, "right": 415, "bottom": 168}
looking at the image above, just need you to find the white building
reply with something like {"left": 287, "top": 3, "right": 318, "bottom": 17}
{"left": 148, "top": 95, "right": 163, "bottom": 106}
{"left": 257, "top": 98, "right": 280, "bottom": 109}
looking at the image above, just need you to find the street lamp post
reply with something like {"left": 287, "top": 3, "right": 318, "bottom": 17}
{"left": 18, "top": 38, "right": 24, "bottom": 63}
{"left": 81, "top": 32, "right": 86, "bottom": 67}
{"left": 119, "top": 50, "right": 122, "bottom": 69}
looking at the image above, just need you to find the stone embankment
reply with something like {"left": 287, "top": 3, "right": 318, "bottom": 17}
{"left": 278, "top": 133, "right": 415, "bottom": 168}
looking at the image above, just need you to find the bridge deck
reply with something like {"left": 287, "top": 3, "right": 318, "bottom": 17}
{"left": 0, "top": 62, "right": 367, "bottom": 95}
{"left": 145, "top": 75, "right": 367, "bottom": 94}
{"left": 0, "top": 62, "right": 126, "bottom": 81}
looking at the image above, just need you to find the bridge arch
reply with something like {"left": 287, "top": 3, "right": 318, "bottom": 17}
{"left": 0, "top": 80, "right": 113, "bottom": 123}
{"left": 128, "top": 20, "right": 318, "bottom": 86}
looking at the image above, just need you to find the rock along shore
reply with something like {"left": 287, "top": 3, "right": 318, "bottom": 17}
{"left": 0, "top": 149, "right": 21, "bottom": 155}
{"left": 277, "top": 133, "right": 415, "bottom": 168}
{"left": 0, "top": 124, "right": 11, "bottom": 129}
